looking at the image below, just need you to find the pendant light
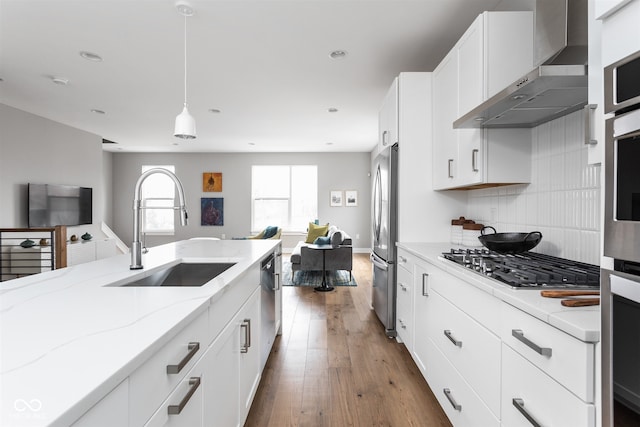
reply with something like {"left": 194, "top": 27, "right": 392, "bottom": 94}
{"left": 174, "top": 1, "right": 196, "bottom": 139}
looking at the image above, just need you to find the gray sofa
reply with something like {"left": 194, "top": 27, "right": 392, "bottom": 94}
{"left": 290, "top": 226, "right": 353, "bottom": 283}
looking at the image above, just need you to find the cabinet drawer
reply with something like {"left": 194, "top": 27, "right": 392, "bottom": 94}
{"left": 129, "top": 310, "right": 208, "bottom": 427}
{"left": 428, "top": 263, "right": 501, "bottom": 335}
{"left": 500, "top": 301, "right": 595, "bottom": 402}
{"left": 144, "top": 362, "right": 205, "bottom": 427}
{"left": 397, "top": 249, "right": 416, "bottom": 273}
{"left": 424, "top": 338, "right": 499, "bottom": 427}
{"left": 502, "top": 344, "right": 595, "bottom": 427}
{"left": 427, "top": 289, "right": 501, "bottom": 417}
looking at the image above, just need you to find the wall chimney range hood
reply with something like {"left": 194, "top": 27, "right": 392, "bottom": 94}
{"left": 454, "top": 0, "right": 588, "bottom": 129}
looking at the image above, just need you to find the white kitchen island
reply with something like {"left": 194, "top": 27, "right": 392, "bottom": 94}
{"left": 0, "top": 239, "right": 281, "bottom": 427}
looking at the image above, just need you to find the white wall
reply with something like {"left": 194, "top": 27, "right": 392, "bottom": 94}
{"left": 111, "top": 152, "right": 372, "bottom": 251}
{"left": 466, "top": 110, "right": 601, "bottom": 265}
{"left": 0, "top": 104, "right": 109, "bottom": 238}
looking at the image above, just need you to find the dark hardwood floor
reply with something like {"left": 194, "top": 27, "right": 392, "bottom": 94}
{"left": 244, "top": 253, "right": 452, "bottom": 427}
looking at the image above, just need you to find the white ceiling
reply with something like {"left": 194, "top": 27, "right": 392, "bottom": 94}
{"left": 0, "top": 0, "right": 509, "bottom": 153}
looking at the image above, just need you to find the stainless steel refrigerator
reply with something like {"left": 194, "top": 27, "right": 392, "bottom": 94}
{"left": 371, "top": 143, "right": 398, "bottom": 337}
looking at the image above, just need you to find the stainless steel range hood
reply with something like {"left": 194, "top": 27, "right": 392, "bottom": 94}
{"left": 454, "top": 0, "right": 588, "bottom": 129}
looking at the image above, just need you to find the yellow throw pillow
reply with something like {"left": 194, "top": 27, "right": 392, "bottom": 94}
{"left": 305, "top": 222, "right": 329, "bottom": 243}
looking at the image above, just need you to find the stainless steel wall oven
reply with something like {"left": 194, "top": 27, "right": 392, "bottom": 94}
{"left": 602, "top": 49, "right": 640, "bottom": 427}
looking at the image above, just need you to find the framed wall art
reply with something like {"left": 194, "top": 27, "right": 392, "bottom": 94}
{"left": 330, "top": 191, "right": 343, "bottom": 207}
{"left": 202, "top": 172, "right": 222, "bottom": 192}
{"left": 345, "top": 190, "right": 358, "bottom": 207}
{"left": 201, "top": 198, "right": 224, "bottom": 225}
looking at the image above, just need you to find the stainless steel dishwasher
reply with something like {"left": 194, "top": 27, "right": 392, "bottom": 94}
{"left": 260, "top": 253, "right": 276, "bottom": 370}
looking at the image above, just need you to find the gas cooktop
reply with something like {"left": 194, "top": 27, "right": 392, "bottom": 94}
{"left": 441, "top": 248, "right": 600, "bottom": 289}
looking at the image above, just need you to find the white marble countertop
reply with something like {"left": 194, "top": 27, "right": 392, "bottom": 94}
{"left": 0, "top": 239, "right": 279, "bottom": 427}
{"left": 397, "top": 242, "right": 600, "bottom": 343}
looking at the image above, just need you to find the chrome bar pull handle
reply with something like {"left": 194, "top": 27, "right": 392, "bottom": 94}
{"left": 512, "top": 398, "right": 543, "bottom": 427}
{"left": 398, "top": 255, "right": 407, "bottom": 264}
{"left": 444, "top": 330, "right": 463, "bottom": 347}
{"left": 422, "top": 273, "right": 429, "bottom": 296}
{"left": 584, "top": 104, "right": 597, "bottom": 145}
{"left": 382, "top": 130, "right": 389, "bottom": 146}
{"left": 168, "top": 377, "right": 201, "bottom": 415}
{"left": 241, "top": 319, "right": 251, "bottom": 353}
{"left": 448, "top": 159, "right": 454, "bottom": 178}
{"left": 399, "top": 282, "right": 408, "bottom": 292}
{"left": 398, "top": 318, "right": 406, "bottom": 329}
{"left": 273, "top": 273, "right": 280, "bottom": 291}
{"left": 166, "top": 342, "right": 200, "bottom": 374}
{"left": 512, "top": 329, "right": 552, "bottom": 357}
{"left": 443, "top": 388, "right": 462, "bottom": 411}
{"left": 472, "top": 149, "right": 479, "bottom": 172}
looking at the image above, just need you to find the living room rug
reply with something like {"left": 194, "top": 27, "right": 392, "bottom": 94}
{"left": 282, "top": 261, "right": 357, "bottom": 287}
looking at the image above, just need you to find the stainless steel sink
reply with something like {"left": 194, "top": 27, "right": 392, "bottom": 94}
{"left": 120, "top": 263, "right": 236, "bottom": 287}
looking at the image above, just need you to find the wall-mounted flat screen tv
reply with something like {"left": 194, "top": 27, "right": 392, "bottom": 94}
{"left": 28, "top": 183, "right": 93, "bottom": 227}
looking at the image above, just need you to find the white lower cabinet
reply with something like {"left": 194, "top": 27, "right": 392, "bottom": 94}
{"left": 144, "top": 365, "right": 205, "bottom": 427}
{"left": 500, "top": 301, "right": 596, "bottom": 403}
{"left": 502, "top": 344, "right": 596, "bottom": 427}
{"left": 71, "top": 379, "right": 129, "bottom": 427}
{"left": 425, "top": 338, "right": 500, "bottom": 427}
{"left": 396, "top": 253, "right": 414, "bottom": 350}
{"left": 411, "top": 257, "right": 433, "bottom": 376}
{"left": 427, "top": 290, "right": 501, "bottom": 417}
{"left": 397, "top": 246, "right": 597, "bottom": 427}
{"left": 129, "top": 310, "right": 209, "bottom": 426}
{"left": 238, "top": 287, "right": 262, "bottom": 424}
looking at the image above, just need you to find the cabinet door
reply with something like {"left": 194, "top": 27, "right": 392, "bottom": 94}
{"left": 239, "top": 287, "right": 262, "bottom": 424}
{"left": 379, "top": 78, "right": 398, "bottom": 154}
{"left": 432, "top": 49, "right": 459, "bottom": 190}
{"left": 457, "top": 14, "right": 484, "bottom": 117}
{"left": 204, "top": 314, "right": 241, "bottom": 427}
{"left": 412, "top": 259, "right": 432, "bottom": 375}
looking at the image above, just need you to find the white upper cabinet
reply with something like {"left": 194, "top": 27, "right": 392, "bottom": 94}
{"left": 595, "top": 0, "right": 634, "bottom": 19}
{"left": 458, "top": 12, "right": 534, "bottom": 118}
{"left": 433, "top": 50, "right": 460, "bottom": 190}
{"left": 378, "top": 77, "right": 399, "bottom": 155}
{"left": 433, "top": 11, "right": 533, "bottom": 190}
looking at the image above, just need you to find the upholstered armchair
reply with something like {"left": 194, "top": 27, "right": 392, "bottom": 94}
{"left": 247, "top": 226, "right": 282, "bottom": 240}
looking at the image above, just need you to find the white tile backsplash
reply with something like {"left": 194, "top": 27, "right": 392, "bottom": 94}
{"left": 466, "top": 110, "right": 601, "bottom": 265}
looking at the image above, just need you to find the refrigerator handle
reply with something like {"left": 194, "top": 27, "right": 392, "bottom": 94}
{"left": 373, "top": 165, "right": 382, "bottom": 242}
{"left": 370, "top": 253, "right": 389, "bottom": 271}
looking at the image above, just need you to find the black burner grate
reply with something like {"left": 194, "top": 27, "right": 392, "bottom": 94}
{"left": 442, "top": 249, "right": 600, "bottom": 289}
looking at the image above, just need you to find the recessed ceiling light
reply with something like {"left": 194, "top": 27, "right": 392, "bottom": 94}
{"left": 328, "top": 107, "right": 338, "bottom": 113}
{"left": 208, "top": 109, "right": 221, "bottom": 114}
{"left": 329, "top": 50, "right": 347, "bottom": 59}
{"left": 474, "top": 117, "right": 484, "bottom": 122}
{"left": 511, "top": 94, "right": 526, "bottom": 100}
{"left": 176, "top": 1, "right": 194, "bottom": 16}
{"left": 79, "top": 51, "right": 103, "bottom": 62}
{"left": 90, "top": 109, "right": 106, "bottom": 114}
{"left": 51, "top": 77, "right": 69, "bottom": 85}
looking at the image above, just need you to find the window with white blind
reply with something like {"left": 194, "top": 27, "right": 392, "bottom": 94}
{"left": 251, "top": 165, "right": 317, "bottom": 232}
{"left": 141, "top": 165, "right": 176, "bottom": 235}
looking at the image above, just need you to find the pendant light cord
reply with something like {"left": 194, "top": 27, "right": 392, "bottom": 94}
{"left": 183, "top": 13, "right": 187, "bottom": 107}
